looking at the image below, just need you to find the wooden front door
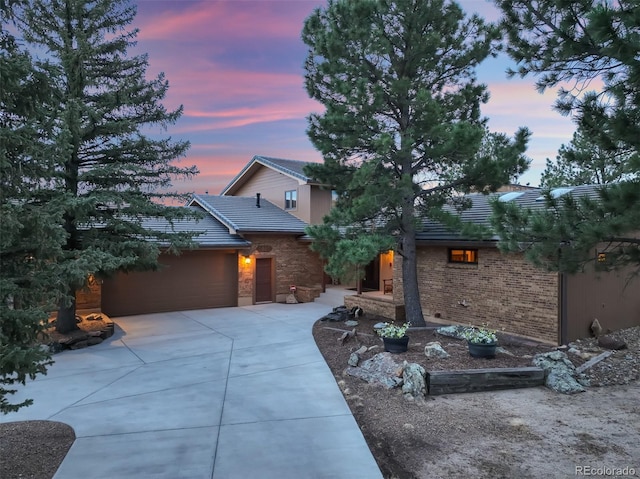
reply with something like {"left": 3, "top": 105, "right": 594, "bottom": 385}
{"left": 255, "top": 258, "right": 273, "bottom": 303}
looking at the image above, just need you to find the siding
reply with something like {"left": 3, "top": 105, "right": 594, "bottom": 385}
{"left": 233, "top": 166, "right": 304, "bottom": 217}
{"left": 308, "top": 185, "right": 333, "bottom": 225}
{"left": 565, "top": 262, "right": 640, "bottom": 342}
{"left": 231, "top": 165, "right": 332, "bottom": 224}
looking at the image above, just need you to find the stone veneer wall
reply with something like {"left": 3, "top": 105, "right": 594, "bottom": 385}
{"left": 394, "top": 246, "right": 559, "bottom": 344}
{"left": 239, "top": 234, "right": 324, "bottom": 305}
{"left": 344, "top": 295, "right": 406, "bottom": 322}
{"left": 75, "top": 280, "right": 102, "bottom": 312}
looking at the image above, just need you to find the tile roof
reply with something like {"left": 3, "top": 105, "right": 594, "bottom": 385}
{"left": 141, "top": 206, "right": 250, "bottom": 248}
{"left": 417, "top": 185, "right": 603, "bottom": 243}
{"left": 221, "top": 155, "right": 321, "bottom": 195}
{"left": 190, "top": 194, "right": 308, "bottom": 234}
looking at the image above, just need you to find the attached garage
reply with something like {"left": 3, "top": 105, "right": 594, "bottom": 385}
{"left": 102, "top": 250, "right": 238, "bottom": 316}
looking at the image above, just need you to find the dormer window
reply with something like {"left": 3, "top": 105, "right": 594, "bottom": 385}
{"left": 285, "top": 190, "right": 297, "bottom": 210}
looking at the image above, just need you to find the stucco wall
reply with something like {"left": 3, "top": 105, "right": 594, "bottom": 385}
{"left": 395, "top": 246, "right": 560, "bottom": 344}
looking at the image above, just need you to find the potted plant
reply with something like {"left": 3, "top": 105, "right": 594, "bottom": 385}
{"left": 376, "top": 322, "right": 411, "bottom": 353}
{"left": 461, "top": 324, "right": 498, "bottom": 358}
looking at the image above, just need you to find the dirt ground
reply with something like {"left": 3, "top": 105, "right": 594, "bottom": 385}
{"left": 312, "top": 316, "right": 640, "bottom": 479}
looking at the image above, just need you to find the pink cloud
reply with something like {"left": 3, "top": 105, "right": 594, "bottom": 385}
{"left": 136, "top": 1, "right": 319, "bottom": 42}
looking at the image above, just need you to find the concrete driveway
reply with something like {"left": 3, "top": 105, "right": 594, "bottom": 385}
{"left": 1, "top": 288, "right": 382, "bottom": 479}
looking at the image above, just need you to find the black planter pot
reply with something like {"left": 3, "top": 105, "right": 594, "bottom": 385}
{"left": 467, "top": 341, "right": 497, "bottom": 358}
{"left": 383, "top": 336, "right": 409, "bottom": 354}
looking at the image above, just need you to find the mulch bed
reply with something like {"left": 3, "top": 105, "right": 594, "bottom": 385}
{"left": 312, "top": 314, "right": 556, "bottom": 478}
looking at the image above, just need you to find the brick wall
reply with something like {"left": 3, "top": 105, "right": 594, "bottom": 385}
{"left": 242, "top": 234, "right": 324, "bottom": 303}
{"left": 395, "top": 246, "right": 559, "bottom": 344}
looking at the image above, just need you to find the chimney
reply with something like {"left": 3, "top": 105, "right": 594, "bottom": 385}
{"left": 256, "top": 193, "right": 261, "bottom": 208}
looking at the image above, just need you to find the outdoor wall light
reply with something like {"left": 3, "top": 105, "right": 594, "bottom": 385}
{"left": 244, "top": 256, "right": 251, "bottom": 265}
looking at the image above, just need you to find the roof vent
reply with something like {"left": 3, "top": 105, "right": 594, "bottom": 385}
{"left": 256, "top": 192, "right": 261, "bottom": 208}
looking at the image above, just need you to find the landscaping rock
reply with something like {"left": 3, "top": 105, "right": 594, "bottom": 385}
{"left": 69, "top": 340, "right": 89, "bottom": 350}
{"left": 348, "top": 352, "right": 361, "bottom": 367}
{"left": 87, "top": 337, "right": 103, "bottom": 346}
{"left": 435, "top": 325, "right": 467, "bottom": 340}
{"left": 345, "top": 320, "right": 359, "bottom": 327}
{"left": 424, "top": 341, "right": 449, "bottom": 359}
{"left": 322, "top": 305, "right": 350, "bottom": 322}
{"left": 497, "top": 346, "right": 514, "bottom": 356}
{"left": 355, "top": 346, "right": 368, "bottom": 355}
{"left": 590, "top": 318, "right": 603, "bottom": 338}
{"left": 47, "top": 342, "right": 65, "bottom": 354}
{"left": 597, "top": 335, "right": 627, "bottom": 350}
{"left": 533, "top": 351, "right": 588, "bottom": 394}
{"left": 346, "top": 352, "right": 404, "bottom": 389}
{"left": 402, "top": 362, "right": 426, "bottom": 400}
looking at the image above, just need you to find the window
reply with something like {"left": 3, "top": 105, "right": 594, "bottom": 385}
{"left": 448, "top": 248, "right": 478, "bottom": 264}
{"left": 285, "top": 190, "right": 297, "bottom": 209}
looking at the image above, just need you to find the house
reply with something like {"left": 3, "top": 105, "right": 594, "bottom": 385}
{"left": 347, "top": 185, "right": 640, "bottom": 345}
{"left": 221, "top": 155, "right": 334, "bottom": 225}
{"left": 95, "top": 156, "right": 329, "bottom": 317}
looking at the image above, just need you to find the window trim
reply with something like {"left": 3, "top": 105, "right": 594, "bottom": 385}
{"left": 448, "top": 248, "right": 478, "bottom": 264}
{"left": 284, "top": 189, "right": 297, "bottom": 210}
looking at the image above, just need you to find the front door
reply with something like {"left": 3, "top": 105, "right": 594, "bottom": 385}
{"left": 362, "top": 255, "right": 380, "bottom": 291}
{"left": 255, "top": 258, "right": 273, "bottom": 303}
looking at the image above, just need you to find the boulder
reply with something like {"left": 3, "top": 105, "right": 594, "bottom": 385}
{"left": 435, "top": 325, "right": 467, "bottom": 340}
{"left": 402, "top": 362, "right": 426, "bottom": 400}
{"left": 424, "top": 341, "right": 449, "bottom": 359}
{"left": 597, "top": 335, "right": 627, "bottom": 350}
{"left": 533, "top": 351, "right": 588, "bottom": 394}
{"left": 346, "top": 352, "right": 403, "bottom": 389}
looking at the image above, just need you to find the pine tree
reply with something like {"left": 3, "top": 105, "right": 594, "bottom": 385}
{"left": 0, "top": 13, "right": 60, "bottom": 413}
{"left": 302, "top": 0, "right": 530, "bottom": 326}
{"left": 14, "top": 0, "right": 198, "bottom": 333}
{"left": 540, "top": 123, "right": 635, "bottom": 187}
{"left": 493, "top": 0, "right": 640, "bottom": 272}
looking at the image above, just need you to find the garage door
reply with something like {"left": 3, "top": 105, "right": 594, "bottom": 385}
{"left": 102, "top": 250, "right": 238, "bottom": 316}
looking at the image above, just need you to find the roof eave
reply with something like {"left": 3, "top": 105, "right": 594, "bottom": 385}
{"left": 416, "top": 239, "right": 499, "bottom": 248}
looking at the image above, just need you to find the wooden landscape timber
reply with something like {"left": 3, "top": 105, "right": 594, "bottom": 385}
{"left": 427, "top": 367, "right": 545, "bottom": 395}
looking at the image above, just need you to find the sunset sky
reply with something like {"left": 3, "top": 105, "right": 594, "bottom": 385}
{"left": 132, "top": 0, "right": 578, "bottom": 195}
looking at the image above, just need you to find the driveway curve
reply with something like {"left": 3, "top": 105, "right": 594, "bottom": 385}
{"left": 1, "top": 288, "right": 382, "bottom": 479}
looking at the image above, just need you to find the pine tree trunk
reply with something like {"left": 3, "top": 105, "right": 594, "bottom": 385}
{"left": 56, "top": 294, "right": 78, "bottom": 334}
{"left": 401, "top": 217, "right": 426, "bottom": 327}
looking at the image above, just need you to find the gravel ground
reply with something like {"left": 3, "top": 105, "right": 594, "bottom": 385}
{"left": 0, "top": 421, "right": 74, "bottom": 479}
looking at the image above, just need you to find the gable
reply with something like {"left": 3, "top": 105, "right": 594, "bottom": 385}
{"left": 231, "top": 165, "right": 301, "bottom": 201}
{"left": 221, "top": 155, "right": 317, "bottom": 196}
